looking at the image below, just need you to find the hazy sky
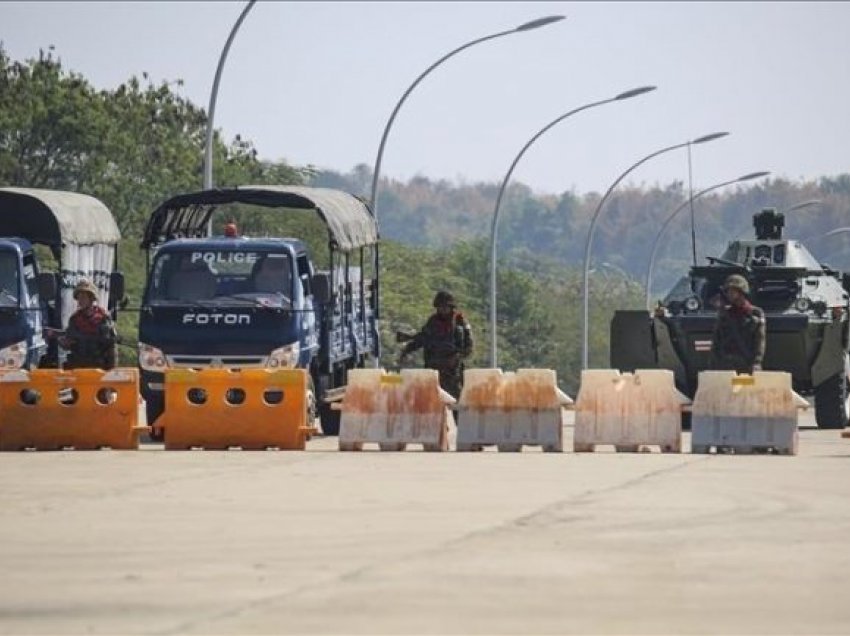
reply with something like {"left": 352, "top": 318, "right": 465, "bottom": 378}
{"left": 3, "top": 1, "right": 849, "bottom": 195}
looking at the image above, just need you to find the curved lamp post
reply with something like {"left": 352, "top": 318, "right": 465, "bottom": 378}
{"left": 203, "top": 0, "right": 257, "bottom": 190}
{"left": 645, "top": 170, "right": 770, "bottom": 310}
{"left": 581, "top": 131, "right": 729, "bottom": 369}
{"left": 368, "top": 15, "right": 565, "bottom": 221}
{"left": 487, "top": 85, "right": 656, "bottom": 366}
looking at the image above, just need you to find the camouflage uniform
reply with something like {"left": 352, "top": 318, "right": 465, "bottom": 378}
{"left": 401, "top": 293, "right": 473, "bottom": 400}
{"left": 710, "top": 275, "right": 766, "bottom": 374}
{"left": 63, "top": 281, "right": 118, "bottom": 370}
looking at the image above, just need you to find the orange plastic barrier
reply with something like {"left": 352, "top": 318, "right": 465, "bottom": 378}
{"left": 0, "top": 368, "right": 144, "bottom": 451}
{"left": 157, "top": 368, "right": 314, "bottom": 450}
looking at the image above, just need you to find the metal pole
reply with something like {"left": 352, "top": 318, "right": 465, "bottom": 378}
{"left": 368, "top": 15, "right": 565, "bottom": 222}
{"left": 487, "top": 86, "right": 656, "bottom": 367}
{"left": 687, "top": 142, "right": 698, "bottom": 267}
{"left": 645, "top": 171, "right": 770, "bottom": 310}
{"left": 203, "top": 0, "right": 256, "bottom": 191}
{"left": 581, "top": 131, "right": 729, "bottom": 369}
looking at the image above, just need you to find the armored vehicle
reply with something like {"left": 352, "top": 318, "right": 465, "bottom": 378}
{"left": 611, "top": 208, "right": 850, "bottom": 429}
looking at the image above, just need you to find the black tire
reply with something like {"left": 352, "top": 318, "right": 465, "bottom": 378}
{"left": 815, "top": 373, "right": 849, "bottom": 429}
{"left": 145, "top": 398, "right": 164, "bottom": 442}
{"left": 318, "top": 401, "right": 341, "bottom": 436}
{"left": 314, "top": 371, "right": 341, "bottom": 436}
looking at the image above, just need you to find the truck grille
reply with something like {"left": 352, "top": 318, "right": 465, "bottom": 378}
{"left": 166, "top": 355, "right": 267, "bottom": 369}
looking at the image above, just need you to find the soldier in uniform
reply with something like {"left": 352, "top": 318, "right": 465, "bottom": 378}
{"left": 59, "top": 279, "right": 118, "bottom": 370}
{"left": 398, "top": 290, "right": 473, "bottom": 399}
{"left": 710, "top": 274, "right": 766, "bottom": 374}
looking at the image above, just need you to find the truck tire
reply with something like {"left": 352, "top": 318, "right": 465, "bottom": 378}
{"left": 314, "top": 372, "right": 342, "bottom": 435}
{"left": 319, "top": 402, "right": 341, "bottom": 436}
{"left": 815, "top": 372, "right": 849, "bottom": 429}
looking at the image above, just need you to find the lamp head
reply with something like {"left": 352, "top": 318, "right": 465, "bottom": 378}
{"left": 783, "top": 199, "right": 821, "bottom": 214}
{"left": 738, "top": 170, "right": 770, "bottom": 182}
{"left": 615, "top": 85, "right": 657, "bottom": 100}
{"left": 515, "top": 15, "right": 565, "bottom": 31}
{"left": 692, "top": 131, "right": 730, "bottom": 144}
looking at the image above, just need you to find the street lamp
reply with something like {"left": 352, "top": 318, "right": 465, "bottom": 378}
{"left": 203, "top": 0, "right": 257, "bottom": 191}
{"left": 817, "top": 227, "right": 850, "bottom": 239}
{"left": 368, "top": 15, "right": 565, "bottom": 221}
{"left": 581, "top": 131, "right": 729, "bottom": 369}
{"left": 783, "top": 199, "right": 821, "bottom": 214}
{"left": 645, "top": 170, "right": 770, "bottom": 310}
{"left": 487, "top": 85, "right": 656, "bottom": 366}
{"left": 811, "top": 228, "right": 850, "bottom": 266}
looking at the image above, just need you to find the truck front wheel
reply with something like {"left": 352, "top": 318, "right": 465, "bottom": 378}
{"left": 315, "top": 373, "right": 342, "bottom": 435}
{"left": 815, "top": 372, "right": 849, "bottom": 429}
{"left": 318, "top": 400, "right": 341, "bottom": 435}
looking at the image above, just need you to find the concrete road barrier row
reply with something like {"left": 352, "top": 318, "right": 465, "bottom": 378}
{"left": 0, "top": 367, "right": 809, "bottom": 455}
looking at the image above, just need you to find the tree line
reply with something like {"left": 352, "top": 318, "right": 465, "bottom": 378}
{"left": 2, "top": 46, "right": 848, "bottom": 393}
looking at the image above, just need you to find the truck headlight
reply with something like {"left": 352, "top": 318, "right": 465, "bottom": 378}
{"left": 684, "top": 296, "right": 701, "bottom": 312}
{"left": 0, "top": 340, "right": 27, "bottom": 369}
{"left": 267, "top": 342, "right": 300, "bottom": 369}
{"left": 139, "top": 343, "right": 168, "bottom": 372}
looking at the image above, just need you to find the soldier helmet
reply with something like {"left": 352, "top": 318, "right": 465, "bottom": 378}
{"left": 723, "top": 274, "right": 750, "bottom": 295}
{"left": 73, "top": 279, "right": 99, "bottom": 301}
{"left": 433, "top": 290, "right": 456, "bottom": 308}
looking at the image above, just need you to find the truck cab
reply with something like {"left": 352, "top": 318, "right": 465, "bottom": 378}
{"left": 138, "top": 185, "right": 379, "bottom": 435}
{"left": 0, "top": 238, "right": 48, "bottom": 370}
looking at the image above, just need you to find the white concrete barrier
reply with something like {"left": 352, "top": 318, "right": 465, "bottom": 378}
{"left": 456, "top": 368, "right": 572, "bottom": 452}
{"left": 691, "top": 371, "right": 805, "bottom": 455}
{"left": 574, "top": 369, "right": 689, "bottom": 453}
{"left": 338, "top": 368, "right": 454, "bottom": 451}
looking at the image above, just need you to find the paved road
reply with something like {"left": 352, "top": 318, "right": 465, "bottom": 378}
{"left": 1, "top": 411, "right": 849, "bottom": 635}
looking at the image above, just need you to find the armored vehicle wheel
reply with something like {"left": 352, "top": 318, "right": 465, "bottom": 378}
{"left": 815, "top": 373, "right": 849, "bottom": 429}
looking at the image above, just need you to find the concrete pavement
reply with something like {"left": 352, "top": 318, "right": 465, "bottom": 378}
{"left": 1, "top": 412, "right": 849, "bottom": 635}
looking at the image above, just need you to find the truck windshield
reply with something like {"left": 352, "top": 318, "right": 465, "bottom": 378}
{"left": 0, "top": 252, "right": 20, "bottom": 306}
{"left": 147, "top": 249, "right": 294, "bottom": 307}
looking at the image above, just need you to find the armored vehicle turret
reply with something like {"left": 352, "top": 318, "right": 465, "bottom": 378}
{"left": 611, "top": 207, "right": 850, "bottom": 429}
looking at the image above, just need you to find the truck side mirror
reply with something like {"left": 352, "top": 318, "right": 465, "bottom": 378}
{"left": 37, "top": 272, "right": 57, "bottom": 300}
{"left": 311, "top": 272, "right": 331, "bottom": 304}
{"left": 109, "top": 272, "right": 125, "bottom": 309}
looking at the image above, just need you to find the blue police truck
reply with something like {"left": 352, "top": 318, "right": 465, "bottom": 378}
{"left": 138, "top": 185, "right": 380, "bottom": 436}
{"left": 0, "top": 188, "right": 124, "bottom": 370}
